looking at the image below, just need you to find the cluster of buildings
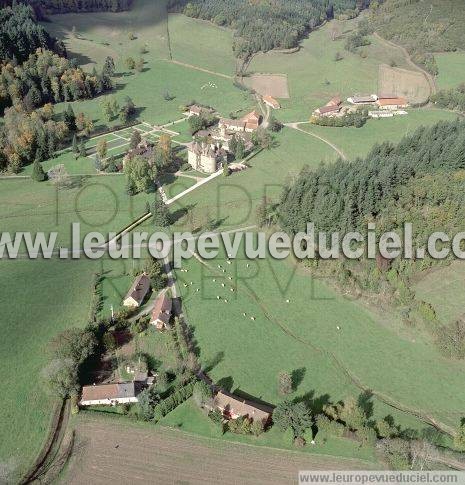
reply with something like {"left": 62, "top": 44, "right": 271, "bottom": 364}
{"left": 186, "top": 105, "right": 262, "bottom": 174}
{"left": 80, "top": 382, "right": 272, "bottom": 427}
{"left": 123, "top": 274, "right": 173, "bottom": 331}
{"left": 313, "top": 93, "right": 409, "bottom": 119}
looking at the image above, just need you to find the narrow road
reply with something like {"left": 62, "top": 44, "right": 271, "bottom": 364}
{"left": 285, "top": 122, "right": 347, "bottom": 160}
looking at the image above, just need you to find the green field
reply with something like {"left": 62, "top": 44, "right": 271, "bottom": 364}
{"left": 414, "top": 261, "right": 465, "bottom": 326}
{"left": 175, "top": 242, "right": 465, "bottom": 432}
{"left": 168, "top": 14, "right": 237, "bottom": 76}
{"left": 0, "top": 258, "right": 98, "bottom": 480}
{"left": 436, "top": 51, "right": 465, "bottom": 90}
{"left": 298, "top": 109, "right": 459, "bottom": 160}
{"left": 246, "top": 19, "right": 411, "bottom": 122}
{"left": 160, "top": 398, "right": 379, "bottom": 464}
{"left": 0, "top": 176, "right": 152, "bottom": 246}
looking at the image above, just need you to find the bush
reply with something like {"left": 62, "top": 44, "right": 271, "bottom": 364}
{"left": 315, "top": 414, "right": 345, "bottom": 437}
{"left": 357, "top": 426, "right": 377, "bottom": 446}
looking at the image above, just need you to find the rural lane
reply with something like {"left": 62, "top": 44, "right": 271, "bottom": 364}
{"left": 285, "top": 122, "right": 347, "bottom": 160}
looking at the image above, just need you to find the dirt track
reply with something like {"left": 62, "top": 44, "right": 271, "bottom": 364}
{"left": 65, "top": 416, "right": 376, "bottom": 484}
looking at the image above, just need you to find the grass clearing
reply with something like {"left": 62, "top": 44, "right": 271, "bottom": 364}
{"left": 168, "top": 14, "right": 237, "bottom": 76}
{"left": 436, "top": 51, "right": 465, "bottom": 90}
{"left": 414, "top": 261, "right": 465, "bottom": 326}
{"left": 298, "top": 109, "right": 459, "bottom": 160}
{"left": 0, "top": 258, "right": 98, "bottom": 481}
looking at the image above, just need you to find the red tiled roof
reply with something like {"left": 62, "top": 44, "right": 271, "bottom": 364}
{"left": 377, "top": 97, "right": 408, "bottom": 106}
{"left": 150, "top": 292, "right": 172, "bottom": 326}
{"left": 124, "top": 274, "right": 150, "bottom": 305}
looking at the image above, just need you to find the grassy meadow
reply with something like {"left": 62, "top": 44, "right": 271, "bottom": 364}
{"left": 246, "top": 20, "right": 411, "bottom": 122}
{"left": 298, "top": 109, "right": 460, "bottom": 160}
{"left": 435, "top": 51, "right": 465, "bottom": 90}
{"left": 414, "top": 261, "right": 465, "bottom": 326}
{"left": 168, "top": 14, "right": 237, "bottom": 76}
{"left": 0, "top": 258, "right": 98, "bottom": 480}
{"left": 175, "top": 241, "right": 465, "bottom": 432}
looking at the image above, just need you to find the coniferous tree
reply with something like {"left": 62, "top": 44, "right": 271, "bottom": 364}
{"left": 152, "top": 193, "right": 170, "bottom": 227}
{"left": 79, "top": 139, "right": 87, "bottom": 158}
{"left": 64, "top": 104, "right": 76, "bottom": 131}
{"left": 72, "top": 134, "right": 79, "bottom": 154}
{"left": 31, "top": 159, "right": 46, "bottom": 182}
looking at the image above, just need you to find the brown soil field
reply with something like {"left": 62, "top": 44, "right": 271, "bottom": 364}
{"left": 65, "top": 416, "right": 375, "bottom": 484}
{"left": 243, "top": 74, "right": 290, "bottom": 98}
{"left": 378, "top": 64, "right": 431, "bottom": 104}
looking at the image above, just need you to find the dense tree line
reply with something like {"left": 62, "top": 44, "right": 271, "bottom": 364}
{"left": 0, "top": 3, "right": 64, "bottom": 63}
{"left": 38, "top": 0, "right": 132, "bottom": 13}
{"left": 279, "top": 118, "right": 465, "bottom": 234}
{"left": 168, "top": 0, "right": 370, "bottom": 58}
{"left": 0, "top": 0, "right": 131, "bottom": 12}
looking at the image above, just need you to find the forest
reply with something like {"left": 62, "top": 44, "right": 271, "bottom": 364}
{"left": 168, "top": 0, "right": 370, "bottom": 58}
{"left": 37, "top": 0, "right": 132, "bottom": 13}
{"left": 279, "top": 118, "right": 465, "bottom": 236}
{"left": 0, "top": 0, "right": 131, "bottom": 12}
{"left": 0, "top": 3, "right": 64, "bottom": 63}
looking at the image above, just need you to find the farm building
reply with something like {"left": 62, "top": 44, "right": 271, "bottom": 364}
{"left": 263, "top": 95, "right": 280, "bottom": 109}
{"left": 219, "top": 118, "right": 246, "bottom": 132}
{"left": 347, "top": 94, "right": 378, "bottom": 105}
{"left": 313, "top": 104, "right": 342, "bottom": 117}
{"left": 313, "top": 96, "right": 343, "bottom": 117}
{"left": 242, "top": 110, "right": 262, "bottom": 132}
{"left": 187, "top": 141, "right": 226, "bottom": 173}
{"left": 376, "top": 97, "right": 409, "bottom": 110}
{"left": 123, "top": 273, "right": 151, "bottom": 308}
{"left": 187, "top": 104, "right": 215, "bottom": 117}
{"left": 80, "top": 382, "right": 143, "bottom": 406}
{"left": 150, "top": 292, "right": 172, "bottom": 330}
{"left": 327, "top": 96, "right": 342, "bottom": 107}
{"left": 212, "top": 390, "right": 273, "bottom": 425}
{"left": 219, "top": 111, "right": 262, "bottom": 133}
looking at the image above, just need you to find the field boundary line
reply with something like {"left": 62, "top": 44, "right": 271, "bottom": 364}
{"left": 165, "top": 59, "right": 233, "bottom": 79}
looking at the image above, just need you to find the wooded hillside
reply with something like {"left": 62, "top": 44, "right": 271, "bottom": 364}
{"left": 168, "top": 0, "right": 371, "bottom": 58}
{"left": 368, "top": 0, "right": 465, "bottom": 75}
{"left": 279, "top": 118, "right": 465, "bottom": 235}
